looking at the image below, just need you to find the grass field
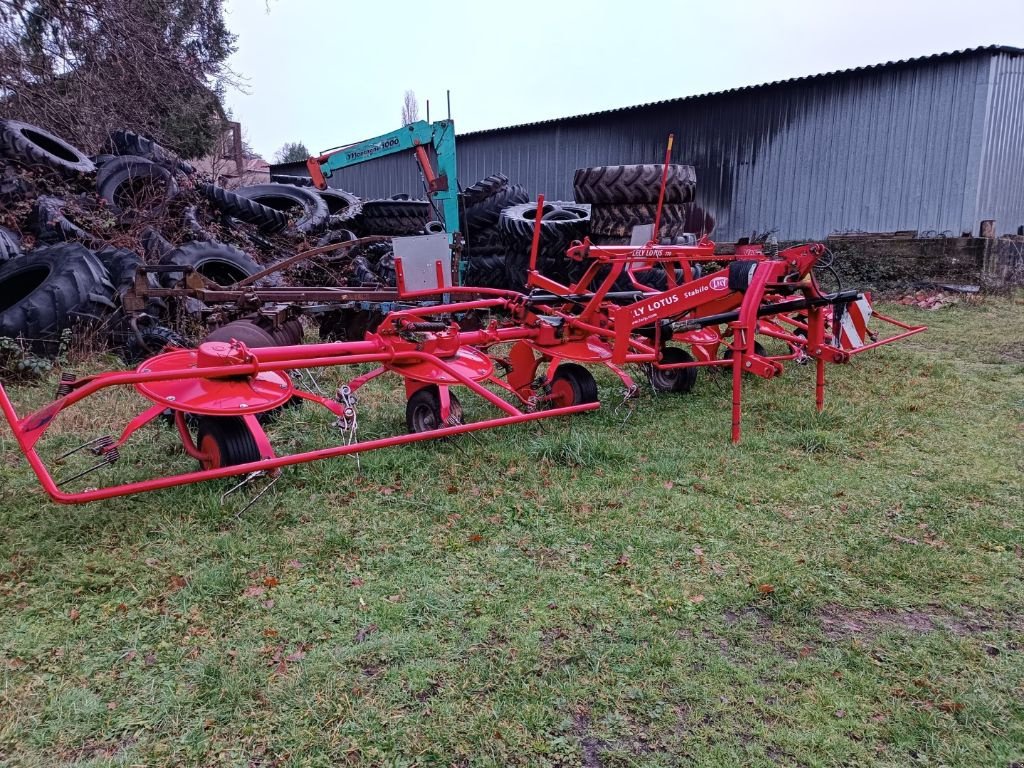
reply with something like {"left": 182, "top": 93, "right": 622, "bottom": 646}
{"left": 1, "top": 296, "right": 1022, "bottom": 767}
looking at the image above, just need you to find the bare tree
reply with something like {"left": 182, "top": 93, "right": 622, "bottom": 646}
{"left": 401, "top": 90, "right": 419, "bottom": 126}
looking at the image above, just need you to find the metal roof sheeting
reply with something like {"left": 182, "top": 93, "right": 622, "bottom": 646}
{"left": 271, "top": 46, "right": 1024, "bottom": 240}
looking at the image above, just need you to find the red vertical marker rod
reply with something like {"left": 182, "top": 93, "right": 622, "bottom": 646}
{"left": 528, "top": 194, "right": 546, "bottom": 275}
{"left": 652, "top": 134, "right": 674, "bottom": 243}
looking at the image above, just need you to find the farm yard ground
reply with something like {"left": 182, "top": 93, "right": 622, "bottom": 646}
{"left": 0, "top": 296, "right": 1022, "bottom": 767}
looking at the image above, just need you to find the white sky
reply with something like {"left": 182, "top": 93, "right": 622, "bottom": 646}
{"left": 223, "top": 0, "right": 1024, "bottom": 161}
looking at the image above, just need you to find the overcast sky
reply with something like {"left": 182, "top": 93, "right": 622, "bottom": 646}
{"left": 223, "top": 0, "right": 1024, "bottom": 161}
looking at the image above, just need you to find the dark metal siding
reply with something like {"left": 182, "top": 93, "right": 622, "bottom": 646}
{"left": 271, "top": 49, "right": 1023, "bottom": 241}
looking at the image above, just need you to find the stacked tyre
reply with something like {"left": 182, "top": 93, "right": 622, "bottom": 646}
{"left": 498, "top": 201, "right": 591, "bottom": 289}
{"left": 460, "top": 174, "right": 529, "bottom": 289}
{"left": 572, "top": 164, "right": 709, "bottom": 243}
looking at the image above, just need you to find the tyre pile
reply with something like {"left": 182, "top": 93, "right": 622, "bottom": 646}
{"left": 0, "top": 115, "right": 719, "bottom": 372}
{"left": 0, "top": 119, "right": 442, "bottom": 365}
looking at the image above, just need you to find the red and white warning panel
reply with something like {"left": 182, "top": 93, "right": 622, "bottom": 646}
{"left": 837, "top": 295, "right": 874, "bottom": 350}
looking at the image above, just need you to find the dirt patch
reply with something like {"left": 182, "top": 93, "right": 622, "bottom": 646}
{"left": 573, "top": 711, "right": 603, "bottom": 768}
{"left": 816, "top": 605, "right": 1023, "bottom": 642}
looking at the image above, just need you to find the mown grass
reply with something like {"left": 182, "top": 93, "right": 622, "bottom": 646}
{"left": 0, "top": 296, "right": 1022, "bottom": 767}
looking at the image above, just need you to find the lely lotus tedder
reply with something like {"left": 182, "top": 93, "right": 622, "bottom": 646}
{"left": 0, "top": 144, "right": 925, "bottom": 505}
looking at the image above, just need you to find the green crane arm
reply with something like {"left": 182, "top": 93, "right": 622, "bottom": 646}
{"left": 306, "top": 120, "right": 460, "bottom": 242}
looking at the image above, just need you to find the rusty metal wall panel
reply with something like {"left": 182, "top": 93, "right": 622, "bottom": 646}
{"left": 976, "top": 52, "right": 1024, "bottom": 235}
{"left": 271, "top": 48, "right": 1023, "bottom": 241}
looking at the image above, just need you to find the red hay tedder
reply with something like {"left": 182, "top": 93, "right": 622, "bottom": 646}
{"left": 0, "top": 149, "right": 927, "bottom": 505}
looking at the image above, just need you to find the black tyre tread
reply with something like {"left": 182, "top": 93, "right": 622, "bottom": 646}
{"left": 405, "top": 385, "right": 464, "bottom": 434}
{"left": 499, "top": 201, "right": 591, "bottom": 289}
{"left": 158, "top": 241, "right": 266, "bottom": 288}
{"left": 573, "top": 164, "right": 696, "bottom": 205}
{"left": 318, "top": 188, "right": 363, "bottom": 223}
{"left": 234, "top": 183, "right": 329, "bottom": 235}
{"left": 100, "top": 129, "right": 194, "bottom": 175}
{"left": 95, "top": 246, "right": 148, "bottom": 297}
{"left": 27, "top": 196, "right": 99, "bottom": 245}
{"left": 196, "top": 416, "right": 261, "bottom": 468}
{"left": 461, "top": 174, "right": 508, "bottom": 206}
{"left": 464, "top": 253, "right": 509, "bottom": 289}
{"left": 649, "top": 346, "right": 698, "bottom": 393}
{"left": 200, "top": 183, "right": 288, "bottom": 233}
{"left": 463, "top": 180, "right": 529, "bottom": 232}
{"left": 360, "top": 199, "right": 432, "bottom": 236}
{"left": 0, "top": 227, "right": 21, "bottom": 262}
{"left": 96, "top": 155, "right": 178, "bottom": 215}
{"left": 589, "top": 203, "right": 694, "bottom": 239}
{"left": 552, "top": 363, "right": 599, "bottom": 405}
{"left": 0, "top": 242, "right": 115, "bottom": 345}
{"left": 122, "top": 324, "right": 189, "bottom": 363}
{"left": 0, "top": 119, "right": 95, "bottom": 178}
{"left": 270, "top": 174, "right": 313, "bottom": 187}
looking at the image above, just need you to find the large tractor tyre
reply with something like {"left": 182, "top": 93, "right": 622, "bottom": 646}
{"left": 464, "top": 253, "right": 510, "bottom": 290}
{"left": 27, "top": 196, "right": 98, "bottom": 245}
{"left": 195, "top": 416, "right": 262, "bottom": 470}
{"left": 96, "top": 155, "right": 178, "bottom": 216}
{"left": 0, "top": 227, "right": 22, "bottom": 262}
{"left": 270, "top": 174, "right": 313, "bottom": 187}
{"left": 200, "top": 183, "right": 288, "bottom": 233}
{"left": 100, "top": 129, "right": 194, "bottom": 175}
{"left": 0, "top": 119, "right": 95, "bottom": 178}
{"left": 573, "top": 164, "right": 696, "bottom": 205}
{"left": 318, "top": 188, "right": 363, "bottom": 225}
{"left": 159, "top": 241, "right": 267, "bottom": 288}
{"left": 0, "top": 243, "right": 115, "bottom": 346}
{"left": 464, "top": 229, "right": 506, "bottom": 260}
{"left": 499, "top": 201, "right": 590, "bottom": 289}
{"left": 359, "top": 199, "right": 433, "bottom": 236}
{"left": 234, "top": 183, "right": 329, "bottom": 235}
{"left": 461, "top": 174, "right": 529, "bottom": 232}
{"left": 95, "top": 246, "right": 147, "bottom": 297}
{"left": 589, "top": 203, "right": 694, "bottom": 240}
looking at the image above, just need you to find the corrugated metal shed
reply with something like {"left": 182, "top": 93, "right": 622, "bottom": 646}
{"left": 272, "top": 46, "right": 1024, "bottom": 240}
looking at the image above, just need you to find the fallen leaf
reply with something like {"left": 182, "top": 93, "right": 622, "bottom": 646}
{"left": 263, "top": 576, "right": 279, "bottom": 588}
{"left": 169, "top": 575, "right": 187, "bottom": 591}
{"left": 350, "top": 577, "right": 365, "bottom": 587}
{"left": 688, "top": 594, "right": 705, "bottom": 604}
{"left": 123, "top": 650, "right": 138, "bottom": 663}
{"left": 69, "top": 608, "right": 80, "bottom": 622}
{"left": 262, "top": 600, "right": 275, "bottom": 609}
{"left": 285, "top": 649, "right": 306, "bottom": 662}
{"left": 285, "top": 560, "right": 303, "bottom": 569}
{"left": 386, "top": 594, "right": 402, "bottom": 603}
{"left": 835, "top": 709, "right": 846, "bottom": 718}
{"left": 116, "top": 603, "right": 128, "bottom": 613}
{"left": 937, "top": 701, "right": 964, "bottom": 713}
{"left": 242, "top": 586, "right": 266, "bottom": 598}
{"left": 758, "top": 584, "right": 775, "bottom": 594}
{"left": 263, "top": 628, "right": 279, "bottom": 638}
{"left": 663, "top": 481, "right": 674, "bottom": 490}
{"left": 144, "top": 652, "right": 156, "bottom": 667}
{"left": 613, "top": 554, "right": 631, "bottom": 569}
{"left": 468, "top": 534, "right": 484, "bottom": 544}
{"left": 354, "top": 624, "right": 379, "bottom": 643}
{"left": 107, "top": 701, "right": 118, "bottom": 711}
